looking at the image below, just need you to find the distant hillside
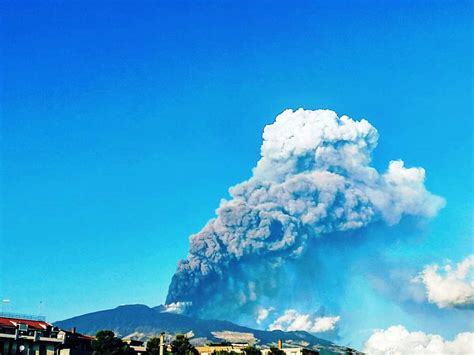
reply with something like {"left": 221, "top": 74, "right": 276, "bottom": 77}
{"left": 55, "top": 305, "right": 359, "bottom": 353}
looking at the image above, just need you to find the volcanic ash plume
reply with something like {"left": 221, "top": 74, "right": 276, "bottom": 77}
{"left": 165, "top": 109, "right": 445, "bottom": 321}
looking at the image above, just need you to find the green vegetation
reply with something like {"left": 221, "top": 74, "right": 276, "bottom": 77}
{"left": 269, "top": 348, "right": 284, "bottom": 355}
{"left": 170, "top": 334, "right": 198, "bottom": 355}
{"left": 213, "top": 351, "right": 240, "bottom": 355}
{"left": 242, "top": 346, "right": 261, "bottom": 355}
{"left": 147, "top": 337, "right": 162, "bottom": 355}
{"left": 91, "top": 330, "right": 134, "bottom": 355}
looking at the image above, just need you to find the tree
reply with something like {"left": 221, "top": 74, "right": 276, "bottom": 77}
{"left": 170, "top": 334, "right": 198, "bottom": 355}
{"left": 269, "top": 348, "right": 284, "bottom": 355}
{"left": 147, "top": 337, "right": 162, "bottom": 355}
{"left": 213, "top": 351, "right": 239, "bottom": 355}
{"left": 91, "top": 330, "right": 134, "bottom": 355}
{"left": 242, "top": 346, "right": 261, "bottom": 355}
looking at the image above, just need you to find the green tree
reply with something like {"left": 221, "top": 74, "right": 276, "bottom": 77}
{"left": 242, "top": 346, "right": 261, "bottom": 355}
{"left": 91, "top": 330, "right": 134, "bottom": 355}
{"left": 269, "top": 348, "right": 284, "bottom": 355}
{"left": 170, "top": 334, "right": 198, "bottom": 355}
{"left": 147, "top": 337, "right": 162, "bottom": 355}
{"left": 213, "top": 351, "right": 239, "bottom": 355}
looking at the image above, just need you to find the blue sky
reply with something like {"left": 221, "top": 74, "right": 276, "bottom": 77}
{"left": 1, "top": 0, "right": 472, "bottom": 348}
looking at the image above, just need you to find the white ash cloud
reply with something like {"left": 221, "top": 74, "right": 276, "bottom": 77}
{"left": 160, "top": 301, "right": 192, "bottom": 314}
{"left": 256, "top": 307, "right": 273, "bottom": 325}
{"left": 363, "top": 325, "right": 474, "bottom": 355}
{"left": 268, "top": 310, "right": 340, "bottom": 333}
{"left": 414, "top": 255, "right": 474, "bottom": 309}
{"left": 165, "top": 109, "right": 445, "bottom": 320}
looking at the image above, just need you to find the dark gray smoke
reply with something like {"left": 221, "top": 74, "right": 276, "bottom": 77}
{"left": 165, "top": 109, "right": 444, "bottom": 327}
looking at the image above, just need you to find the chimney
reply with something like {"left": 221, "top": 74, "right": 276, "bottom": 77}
{"left": 70, "top": 327, "right": 76, "bottom": 334}
{"left": 278, "top": 340, "right": 283, "bottom": 350}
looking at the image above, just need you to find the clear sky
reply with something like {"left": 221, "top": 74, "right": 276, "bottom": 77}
{"left": 1, "top": 0, "right": 472, "bottom": 349}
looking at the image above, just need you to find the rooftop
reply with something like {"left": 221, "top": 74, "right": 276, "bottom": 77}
{"left": 0, "top": 316, "right": 52, "bottom": 330}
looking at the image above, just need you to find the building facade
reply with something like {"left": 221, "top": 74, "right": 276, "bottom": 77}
{"left": 0, "top": 314, "right": 92, "bottom": 355}
{"left": 195, "top": 344, "right": 246, "bottom": 355}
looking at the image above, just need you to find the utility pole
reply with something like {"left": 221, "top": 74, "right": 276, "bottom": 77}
{"left": 159, "top": 332, "right": 165, "bottom": 355}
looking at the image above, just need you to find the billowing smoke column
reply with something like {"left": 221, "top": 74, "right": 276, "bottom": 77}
{"left": 166, "top": 109, "right": 444, "bottom": 323}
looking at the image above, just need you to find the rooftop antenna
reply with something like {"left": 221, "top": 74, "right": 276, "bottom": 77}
{"left": 38, "top": 301, "right": 44, "bottom": 317}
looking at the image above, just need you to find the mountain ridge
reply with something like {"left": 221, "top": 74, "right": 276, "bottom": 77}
{"left": 54, "top": 304, "right": 359, "bottom": 353}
